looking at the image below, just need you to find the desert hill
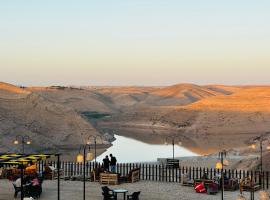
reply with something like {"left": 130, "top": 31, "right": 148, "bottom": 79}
{"left": 95, "top": 85, "right": 270, "bottom": 155}
{"left": 143, "top": 83, "right": 228, "bottom": 106}
{"left": 1, "top": 81, "right": 270, "bottom": 164}
{"left": 0, "top": 82, "right": 103, "bottom": 153}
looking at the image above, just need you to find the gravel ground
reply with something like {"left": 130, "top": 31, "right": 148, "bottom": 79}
{"left": 0, "top": 179, "right": 267, "bottom": 200}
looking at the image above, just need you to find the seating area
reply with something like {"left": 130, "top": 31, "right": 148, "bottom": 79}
{"left": 98, "top": 168, "right": 141, "bottom": 185}
{"left": 0, "top": 153, "right": 61, "bottom": 199}
{"left": 12, "top": 175, "right": 43, "bottom": 199}
{"left": 180, "top": 173, "right": 244, "bottom": 196}
{"left": 101, "top": 186, "right": 140, "bottom": 200}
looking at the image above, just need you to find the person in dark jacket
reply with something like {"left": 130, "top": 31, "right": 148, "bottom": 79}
{"left": 103, "top": 155, "right": 110, "bottom": 171}
{"left": 109, "top": 154, "right": 117, "bottom": 173}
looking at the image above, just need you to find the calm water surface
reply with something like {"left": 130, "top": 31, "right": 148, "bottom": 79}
{"left": 96, "top": 135, "right": 198, "bottom": 163}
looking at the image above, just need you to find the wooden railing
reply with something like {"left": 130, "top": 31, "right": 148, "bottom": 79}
{"left": 37, "top": 161, "right": 270, "bottom": 189}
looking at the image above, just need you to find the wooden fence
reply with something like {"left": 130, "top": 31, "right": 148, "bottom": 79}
{"left": 37, "top": 161, "right": 270, "bottom": 189}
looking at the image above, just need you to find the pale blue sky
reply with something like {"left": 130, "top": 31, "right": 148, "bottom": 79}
{"left": 0, "top": 0, "right": 270, "bottom": 86}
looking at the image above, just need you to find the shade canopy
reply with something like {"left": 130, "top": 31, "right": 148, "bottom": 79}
{"left": 0, "top": 153, "right": 53, "bottom": 165}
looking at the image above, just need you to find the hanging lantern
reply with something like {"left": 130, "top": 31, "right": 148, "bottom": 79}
{"left": 14, "top": 140, "right": 19, "bottom": 145}
{"left": 266, "top": 145, "right": 270, "bottom": 150}
{"left": 259, "top": 191, "right": 270, "bottom": 200}
{"left": 223, "top": 159, "right": 229, "bottom": 166}
{"left": 250, "top": 144, "right": 256, "bottom": 149}
{"left": 86, "top": 152, "right": 93, "bottom": 161}
{"left": 76, "top": 153, "right": 84, "bottom": 163}
{"left": 215, "top": 161, "right": 222, "bottom": 169}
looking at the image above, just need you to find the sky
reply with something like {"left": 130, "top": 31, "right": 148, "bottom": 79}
{"left": 0, "top": 0, "right": 270, "bottom": 86}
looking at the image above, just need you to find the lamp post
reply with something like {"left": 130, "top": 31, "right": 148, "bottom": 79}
{"left": 14, "top": 135, "right": 31, "bottom": 154}
{"left": 165, "top": 135, "right": 181, "bottom": 160}
{"left": 87, "top": 135, "right": 103, "bottom": 167}
{"left": 216, "top": 150, "right": 229, "bottom": 200}
{"left": 250, "top": 133, "right": 270, "bottom": 188}
{"left": 76, "top": 144, "right": 93, "bottom": 200}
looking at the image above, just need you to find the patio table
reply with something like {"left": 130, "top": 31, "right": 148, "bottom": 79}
{"left": 113, "top": 189, "right": 128, "bottom": 200}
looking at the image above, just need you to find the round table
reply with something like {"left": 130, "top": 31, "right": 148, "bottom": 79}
{"left": 113, "top": 189, "right": 128, "bottom": 200}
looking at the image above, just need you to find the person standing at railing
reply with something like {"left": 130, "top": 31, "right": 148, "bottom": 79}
{"left": 103, "top": 155, "right": 110, "bottom": 172}
{"left": 109, "top": 154, "right": 117, "bottom": 173}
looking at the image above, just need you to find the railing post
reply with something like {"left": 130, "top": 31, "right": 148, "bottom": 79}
{"left": 267, "top": 171, "right": 269, "bottom": 189}
{"left": 179, "top": 167, "right": 181, "bottom": 183}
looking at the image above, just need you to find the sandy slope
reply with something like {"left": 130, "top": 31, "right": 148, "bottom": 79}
{"left": 2, "top": 82, "right": 270, "bottom": 170}
{"left": 0, "top": 83, "right": 102, "bottom": 153}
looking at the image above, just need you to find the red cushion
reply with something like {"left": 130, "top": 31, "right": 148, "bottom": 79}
{"left": 194, "top": 183, "right": 207, "bottom": 193}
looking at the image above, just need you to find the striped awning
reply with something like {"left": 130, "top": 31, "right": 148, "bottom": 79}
{"left": 0, "top": 153, "right": 52, "bottom": 165}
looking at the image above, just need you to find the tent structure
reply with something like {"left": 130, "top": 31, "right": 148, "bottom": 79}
{"left": 0, "top": 153, "right": 61, "bottom": 200}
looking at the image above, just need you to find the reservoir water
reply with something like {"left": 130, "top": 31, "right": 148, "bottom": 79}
{"left": 96, "top": 135, "right": 198, "bottom": 163}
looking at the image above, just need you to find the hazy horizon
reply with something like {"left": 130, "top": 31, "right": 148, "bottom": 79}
{"left": 1, "top": 0, "right": 270, "bottom": 86}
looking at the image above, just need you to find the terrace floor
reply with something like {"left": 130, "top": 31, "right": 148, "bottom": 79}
{"left": 0, "top": 179, "right": 267, "bottom": 200}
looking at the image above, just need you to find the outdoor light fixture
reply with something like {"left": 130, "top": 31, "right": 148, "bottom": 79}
{"left": 250, "top": 133, "right": 270, "bottom": 176}
{"left": 76, "top": 153, "right": 84, "bottom": 163}
{"left": 223, "top": 159, "right": 229, "bottom": 166}
{"left": 13, "top": 135, "right": 32, "bottom": 154}
{"left": 79, "top": 135, "right": 103, "bottom": 200}
{"left": 215, "top": 150, "right": 228, "bottom": 200}
{"left": 86, "top": 152, "right": 93, "bottom": 161}
{"left": 165, "top": 134, "right": 181, "bottom": 160}
{"left": 87, "top": 135, "right": 103, "bottom": 165}
{"left": 215, "top": 161, "right": 222, "bottom": 169}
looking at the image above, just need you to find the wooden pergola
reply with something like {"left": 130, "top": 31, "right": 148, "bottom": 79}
{"left": 0, "top": 153, "right": 61, "bottom": 200}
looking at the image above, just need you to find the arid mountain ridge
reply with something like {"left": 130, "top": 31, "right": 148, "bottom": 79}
{"left": 1, "top": 81, "right": 270, "bottom": 156}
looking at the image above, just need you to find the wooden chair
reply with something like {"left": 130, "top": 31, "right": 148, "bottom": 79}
{"left": 224, "top": 178, "right": 239, "bottom": 191}
{"left": 120, "top": 168, "right": 140, "bottom": 183}
{"left": 13, "top": 183, "right": 21, "bottom": 198}
{"left": 92, "top": 168, "right": 105, "bottom": 182}
{"left": 181, "top": 173, "right": 194, "bottom": 186}
{"left": 101, "top": 186, "right": 116, "bottom": 200}
{"left": 127, "top": 191, "right": 140, "bottom": 200}
{"left": 43, "top": 166, "right": 63, "bottom": 180}
{"left": 240, "top": 177, "right": 261, "bottom": 192}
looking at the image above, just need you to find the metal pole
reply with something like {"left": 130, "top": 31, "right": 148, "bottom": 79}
{"left": 20, "top": 165, "right": 24, "bottom": 200}
{"left": 57, "top": 154, "right": 60, "bottom": 200}
{"left": 260, "top": 138, "right": 263, "bottom": 188}
{"left": 172, "top": 139, "right": 175, "bottom": 160}
{"left": 260, "top": 139, "right": 263, "bottom": 173}
{"left": 22, "top": 138, "right": 25, "bottom": 154}
{"left": 83, "top": 146, "right": 86, "bottom": 200}
{"left": 94, "top": 138, "right": 97, "bottom": 167}
{"left": 221, "top": 152, "right": 224, "bottom": 200}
